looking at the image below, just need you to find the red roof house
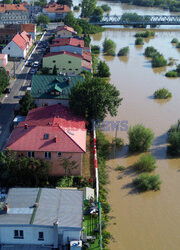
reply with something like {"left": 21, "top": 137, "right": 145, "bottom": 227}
{"left": 43, "top": 4, "right": 70, "bottom": 21}
{"left": 56, "top": 25, "right": 77, "bottom": 38}
{"left": 7, "top": 104, "right": 86, "bottom": 176}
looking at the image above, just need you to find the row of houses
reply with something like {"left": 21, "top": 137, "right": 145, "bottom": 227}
{"left": 0, "top": 1, "right": 70, "bottom": 25}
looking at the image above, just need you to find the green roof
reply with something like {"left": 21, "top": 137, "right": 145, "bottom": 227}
{"left": 31, "top": 75, "right": 84, "bottom": 100}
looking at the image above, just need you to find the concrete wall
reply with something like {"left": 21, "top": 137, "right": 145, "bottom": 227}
{"left": 15, "top": 151, "right": 83, "bottom": 176}
{"left": 43, "top": 53, "right": 82, "bottom": 75}
{"left": 56, "top": 30, "right": 74, "bottom": 38}
{"left": 2, "top": 40, "right": 26, "bottom": 58}
{"left": 50, "top": 45, "right": 83, "bottom": 55}
{"left": 34, "top": 99, "right": 69, "bottom": 108}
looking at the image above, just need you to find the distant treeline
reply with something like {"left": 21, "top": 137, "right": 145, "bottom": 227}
{"left": 104, "top": 0, "right": 180, "bottom": 12}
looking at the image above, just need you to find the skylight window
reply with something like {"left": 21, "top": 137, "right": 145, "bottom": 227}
{"left": 44, "top": 134, "right": 49, "bottom": 140}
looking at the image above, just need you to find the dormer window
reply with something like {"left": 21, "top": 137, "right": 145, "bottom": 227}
{"left": 44, "top": 134, "right": 49, "bottom": 140}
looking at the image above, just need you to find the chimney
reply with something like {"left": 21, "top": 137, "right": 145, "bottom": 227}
{"left": 54, "top": 135, "right": 57, "bottom": 142}
{"left": 4, "top": 203, "right": 9, "bottom": 213}
{"left": 67, "top": 77, "right": 71, "bottom": 85}
{"left": 24, "top": 124, "right": 28, "bottom": 129}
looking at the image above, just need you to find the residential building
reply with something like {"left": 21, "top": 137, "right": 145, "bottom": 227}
{"left": 43, "top": 3, "right": 70, "bottom": 21}
{"left": 31, "top": 75, "right": 84, "bottom": 107}
{"left": 0, "top": 4, "right": 29, "bottom": 24}
{"left": 6, "top": 104, "right": 86, "bottom": 176}
{"left": 2, "top": 31, "right": 32, "bottom": 58}
{"left": 0, "top": 24, "right": 36, "bottom": 44}
{"left": 56, "top": 25, "right": 77, "bottom": 38}
{"left": 21, "top": 1, "right": 42, "bottom": 22}
{"left": 0, "top": 54, "right": 8, "bottom": 67}
{"left": 43, "top": 51, "right": 92, "bottom": 75}
{"left": 50, "top": 37, "right": 90, "bottom": 55}
{"left": 0, "top": 188, "right": 83, "bottom": 249}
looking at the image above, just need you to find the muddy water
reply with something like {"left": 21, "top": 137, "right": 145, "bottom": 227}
{"left": 91, "top": 29, "right": 180, "bottom": 250}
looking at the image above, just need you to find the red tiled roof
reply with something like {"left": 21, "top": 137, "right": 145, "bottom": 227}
{"left": 44, "top": 51, "right": 83, "bottom": 59}
{"left": 43, "top": 4, "right": 70, "bottom": 13}
{"left": 7, "top": 104, "right": 86, "bottom": 153}
{"left": 56, "top": 25, "right": 76, "bottom": 34}
{"left": 51, "top": 37, "right": 84, "bottom": 48}
{"left": 21, "top": 24, "right": 35, "bottom": 33}
{"left": 82, "top": 51, "right": 92, "bottom": 62}
{"left": 20, "top": 31, "right": 30, "bottom": 43}
{"left": 0, "top": 4, "right": 28, "bottom": 13}
{"left": 82, "top": 60, "right": 92, "bottom": 70}
{"left": 12, "top": 33, "right": 27, "bottom": 51}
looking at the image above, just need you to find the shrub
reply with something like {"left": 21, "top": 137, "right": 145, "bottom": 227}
{"left": 118, "top": 46, "right": 129, "bottom": 56}
{"left": 96, "top": 130, "right": 111, "bottom": 159}
{"left": 176, "top": 42, "right": 180, "bottom": 48}
{"left": 101, "top": 202, "right": 111, "bottom": 214}
{"left": 134, "top": 154, "right": 157, "bottom": 172}
{"left": 171, "top": 38, "right": 179, "bottom": 43}
{"left": 115, "top": 165, "right": 125, "bottom": 171}
{"left": 112, "top": 137, "right": 124, "bottom": 149}
{"left": 97, "top": 60, "right": 111, "bottom": 77}
{"left": 91, "top": 45, "right": 100, "bottom": 54}
{"left": 133, "top": 173, "right": 161, "bottom": 192}
{"left": 101, "top": 4, "right": 111, "bottom": 12}
{"left": 144, "top": 46, "right": 158, "bottom": 57}
{"left": 154, "top": 88, "right": 172, "bottom": 99}
{"left": 135, "top": 30, "right": 155, "bottom": 38}
{"left": 165, "top": 71, "right": 178, "bottom": 77}
{"left": 167, "top": 120, "right": 180, "bottom": 156}
{"left": 135, "top": 37, "right": 144, "bottom": 45}
{"left": 152, "top": 54, "right": 167, "bottom": 67}
{"left": 103, "top": 38, "right": 116, "bottom": 56}
{"left": 128, "top": 124, "right": 154, "bottom": 152}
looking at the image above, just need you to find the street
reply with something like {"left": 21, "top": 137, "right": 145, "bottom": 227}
{"left": 0, "top": 28, "right": 54, "bottom": 150}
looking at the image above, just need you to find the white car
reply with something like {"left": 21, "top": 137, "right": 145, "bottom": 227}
{"left": 33, "top": 61, "right": 39, "bottom": 67}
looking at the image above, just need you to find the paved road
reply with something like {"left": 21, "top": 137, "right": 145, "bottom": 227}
{"left": 0, "top": 29, "right": 54, "bottom": 151}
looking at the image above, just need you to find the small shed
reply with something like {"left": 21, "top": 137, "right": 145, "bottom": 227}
{"left": 81, "top": 187, "right": 94, "bottom": 200}
{"left": 0, "top": 54, "right": 8, "bottom": 67}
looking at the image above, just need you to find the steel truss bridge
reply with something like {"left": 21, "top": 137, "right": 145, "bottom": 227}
{"left": 90, "top": 15, "right": 180, "bottom": 26}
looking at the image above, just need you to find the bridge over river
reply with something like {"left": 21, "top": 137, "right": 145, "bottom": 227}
{"left": 90, "top": 15, "right": 180, "bottom": 26}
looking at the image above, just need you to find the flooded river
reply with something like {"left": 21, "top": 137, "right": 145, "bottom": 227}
{"left": 73, "top": 1, "right": 180, "bottom": 249}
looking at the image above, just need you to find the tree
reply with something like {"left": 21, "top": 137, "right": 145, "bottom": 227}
{"left": 135, "top": 37, "right": 144, "bottom": 45}
{"left": 42, "top": 67, "right": 51, "bottom": 74}
{"left": 0, "top": 150, "right": 50, "bottom": 187}
{"left": 19, "top": 91, "right": 36, "bottom": 116}
{"left": 69, "top": 77, "right": 122, "bottom": 122}
{"left": 37, "top": 14, "right": 50, "bottom": 26}
{"left": 128, "top": 124, "right": 154, "bottom": 152}
{"left": 144, "top": 46, "right": 158, "bottom": 57}
{"left": 83, "top": 34, "right": 91, "bottom": 47}
{"left": 152, "top": 54, "right": 167, "bottom": 67}
{"left": 103, "top": 38, "right": 116, "bottom": 56}
{"left": 167, "top": 120, "right": 180, "bottom": 156}
{"left": 59, "top": 156, "right": 78, "bottom": 176}
{"left": 97, "top": 61, "right": 111, "bottom": 77}
{"left": 13, "top": 0, "right": 22, "bottom": 3}
{"left": 34, "top": 0, "right": 47, "bottom": 8}
{"left": 154, "top": 88, "right": 172, "bottom": 99}
{"left": 118, "top": 46, "right": 129, "bottom": 56}
{"left": 91, "top": 6, "right": 104, "bottom": 21}
{"left": 57, "top": 0, "right": 72, "bottom": 7}
{"left": 3, "top": 0, "right": 12, "bottom": 3}
{"left": 133, "top": 173, "right": 161, "bottom": 192}
{"left": 0, "top": 67, "right": 9, "bottom": 95}
{"left": 81, "top": 0, "right": 97, "bottom": 18}
{"left": 53, "top": 65, "right": 57, "bottom": 75}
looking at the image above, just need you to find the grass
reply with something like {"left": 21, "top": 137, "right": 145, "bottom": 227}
{"left": 115, "top": 165, "right": 125, "bottom": 171}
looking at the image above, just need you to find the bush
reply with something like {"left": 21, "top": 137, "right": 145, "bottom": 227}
{"left": 135, "top": 37, "right": 144, "bottom": 45}
{"left": 101, "top": 4, "right": 111, "bottom": 12}
{"left": 91, "top": 45, "right": 100, "bottom": 54}
{"left": 144, "top": 46, "right": 158, "bottom": 57}
{"left": 103, "top": 38, "right": 116, "bottom": 56}
{"left": 134, "top": 154, "right": 157, "bottom": 172}
{"left": 112, "top": 137, "right": 124, "bottom": 149}
{"left": 135, "top": 30, "right": 155, "bottom": 38}
{"left": 167, "top": 120, "right": 180, "bottom": 156}
{"left": 97, "top": 60, "right": 111, "bottom": 77}
{"left": 133, "top": 173, "right": 161, "bottom": 192}
{"left": 152, "top": 54, "right": 167, "bottom": 67}
{"left": 96, "top": 130, "right": 111, "bottom": 160}
{"left": 118, "top": 46, "right": 129, "bottom": 56}
{"left": 101, "top": 202, "right": 111, "bottom": 214}
{"left": 115, "top": 165, "right": 125, "bottom": 171}
{"left": 128, "top": 124, "right": 154, "bottom": 152}
{"left": 171, "top": 38, "right": 179, "bottom": 44}
{"left": 165, "top": 71, "right": 178, "bottom": 77}
{"left": 154, "top": 88, "right": 172, "bottom": 99}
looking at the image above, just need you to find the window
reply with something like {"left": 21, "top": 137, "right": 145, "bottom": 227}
{"left": 62, "top": 68, "right": 66, "bottom": 71}
{"left": 38, "top": 232, "right": 44, "bottom": 241}
{"left": 75, "top": 69, "right": 79, "bottom": 71}
{"left": 44, "top": 133, "right": 49, "bottom": 140}
{"left": 58, "top": 152, "right": 62, "bottom": 157}
{"left": 69, "top": 68, "right": 72, "bottom": 71}
{"left": 27, "top": 151, "right": 35, "bottom": 158}
{"left": 14, "top": 230, "right": 24, "bottom": 239}
{"left": 53, "top": 60, "right": 56, "bottom": 63}
{"left": 68, "top": 61, "right": 72, "bottom": 64}
{"left": 45, "top": 152, "right": 51, "bottom": 159}
{"left": 8, "top": 47, "right": 10, "bottom": 50}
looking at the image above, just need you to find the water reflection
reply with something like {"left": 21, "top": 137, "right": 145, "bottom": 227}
{"left": 118, "top": 55, "right": 129, "bottom": 63}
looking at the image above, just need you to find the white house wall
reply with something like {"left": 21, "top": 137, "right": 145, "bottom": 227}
{"left": 2, "top": 41, "right": 26, "bottom": 58}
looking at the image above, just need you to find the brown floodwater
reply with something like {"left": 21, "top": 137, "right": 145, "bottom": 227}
{"left": 91, "top": 29, "right": 180, "bottom": 250}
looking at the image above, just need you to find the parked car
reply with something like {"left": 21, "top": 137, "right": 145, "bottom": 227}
{"left": 30, "top": 68, "right": 36, "bottom": 75}
{"left": 26, "top": 60, "right": 32, "bottom": 67}
{"left": 33, "top": 61, "right": 39, "bottom": 68}
{"left": 3, "top": 87, "right": 11, "bottom": 94}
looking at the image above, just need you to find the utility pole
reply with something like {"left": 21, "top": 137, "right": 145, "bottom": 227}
{"left": 99, "top": 202, "right": 102, "bottom": 250}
